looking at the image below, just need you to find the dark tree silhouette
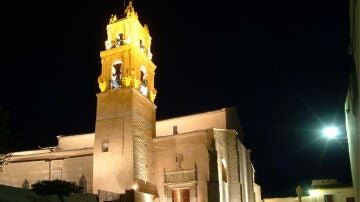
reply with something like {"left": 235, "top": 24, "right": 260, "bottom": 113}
{"left": 31, "top": 179, "right": 82, "bottom": 202}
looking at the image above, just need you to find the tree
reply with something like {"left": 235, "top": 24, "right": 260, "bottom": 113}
{"left": 31, "top": 179, "right": 82, "bottom": 202}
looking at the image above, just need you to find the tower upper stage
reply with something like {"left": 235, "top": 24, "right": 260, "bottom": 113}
{"left": 98, "top": 1, "right": 157, "bottom": 103}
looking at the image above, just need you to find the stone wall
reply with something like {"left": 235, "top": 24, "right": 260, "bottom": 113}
{"left": 156, "top": 109, "right": 228, "bottom": 137}
{"left": 0, "top": 155, "right": 93, "bottom": 193}
{"left": 57, "top": 133, "right": 94, "bottom": 150}
{"left": 0, "top": 160, "right": 49, "bottom": 188}
{"left": 93, "top": 88, "right": 156, "bottom": 195}
{"left": 153, "top": 131, "right": 209, "bottom": 202}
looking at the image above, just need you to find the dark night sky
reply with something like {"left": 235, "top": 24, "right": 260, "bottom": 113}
{"left": 0, "top": 0, "right": 354, "bottom": 198}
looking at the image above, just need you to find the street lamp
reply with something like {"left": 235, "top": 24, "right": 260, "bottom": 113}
{"left": 322, "top": 126, "right": 347, "bottom": 143}
{"left": 323, "top": 126, "right": 340, "bottom": 139}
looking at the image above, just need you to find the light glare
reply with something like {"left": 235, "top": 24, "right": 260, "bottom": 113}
{"left": 323, "top": 126, "right": 339, "bottom": 139}
{"left": 309, "top": 190, "right": 319, "bottom": 197}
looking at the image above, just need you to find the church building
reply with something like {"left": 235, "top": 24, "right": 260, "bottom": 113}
{"left": 0, "top": 2, "right": 262, "bottom": 202}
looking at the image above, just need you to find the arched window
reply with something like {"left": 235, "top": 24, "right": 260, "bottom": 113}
{"left": 116, "top": 33, "right": 125, "bottom": 47}
{"left": 140, "top": 66, "right": 148, "bottom": 96}
{"left": 22, "top": 179, "right": 29, "bottom": 189}
{"left": 111, "top": 62, "right": 122, "bottom": 89}
{"left": 79, "top": 175, "right": 87, "bottom": 195}
{"left": 139, "top": 39, "right": 145, "bottom": 52}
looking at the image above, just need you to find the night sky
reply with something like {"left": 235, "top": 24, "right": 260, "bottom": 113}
{"left": 0, "top": 0, "right": 354, "bottom": 198}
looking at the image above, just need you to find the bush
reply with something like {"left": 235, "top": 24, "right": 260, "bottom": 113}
{"left": 31, "top": 179, "right": 81, "bottom": 201}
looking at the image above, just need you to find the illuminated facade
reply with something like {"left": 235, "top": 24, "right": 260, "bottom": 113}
{"left": 344, "top": 0, "right": 359, "bottom": 202}
{"left": 0, "top": 2, "right": 262, "bottom": 202}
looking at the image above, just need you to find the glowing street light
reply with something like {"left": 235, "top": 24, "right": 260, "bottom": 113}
{"left": 323, "top": 126, "right": 340, "bottom": 139}
{"left": 322, "top": 126, "right": 347, "bottom": 144}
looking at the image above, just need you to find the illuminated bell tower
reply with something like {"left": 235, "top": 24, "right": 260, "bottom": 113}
{"left": 93, "top": 1, "right": 157, "bottom": 196}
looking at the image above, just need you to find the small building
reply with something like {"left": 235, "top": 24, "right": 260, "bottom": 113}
{"left": 308, "top": 179, "right": 354, "bottom": 202}
{"left": 263, "top": 179, "right": 354, "bottom": 202}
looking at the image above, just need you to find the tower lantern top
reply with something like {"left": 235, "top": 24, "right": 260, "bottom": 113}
{"left": 124, "top": 1, "right": 137, "bottom": 18}
{"left": 109, "top": 1, "right": 138, "bottom": 24}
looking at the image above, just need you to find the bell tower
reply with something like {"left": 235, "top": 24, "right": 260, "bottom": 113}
{"left": 93, "top": 1, "right": 157, "bottom": 196}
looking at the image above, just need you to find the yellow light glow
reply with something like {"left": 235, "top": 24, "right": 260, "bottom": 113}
{"left": 150, "top": 91, "right": 157, "bottom": 103}
{"left": 132, "top": 183, "right": 138, "bottom": 190}
{"left": 105, "top": 40, "right": 112, "bottom": 50}
{"left": 99, "top": 81, "right": 109, "bottom": 92}
{"left": 144, "top": 194, "right": 153, "bottom": 202}
{"left": 125, "top": 38, "right": 131, "bottom": 44}
{"left": 309, "top": 190, "right": 319, "bottom": 197}
{"left": 124, "top": 76, "right": 131, "bottom": 87}
{"left": 134, "top": 79, "right": 141, "bottom": 89}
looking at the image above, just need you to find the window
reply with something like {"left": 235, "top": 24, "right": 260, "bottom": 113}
{"left": 324, "top": 195, "right": 334, "bottom": 202}
{"left": 140, "top": 66, "right": 148, "bottom": 96}
{"left": 173, "top": 126, "right": 178, "bottom": 135}
{"left": 172, "top": 189, "right": 190, "bottom": 202}
{"left": 346, "top": 197, "right": 355, "bottom": 202}
{"left": 111, "top": 63, "right": 122, "bottom": 89}
{"left": 141, "top": 71, "right": 145, "bottom": 83}
{"left": 176, "top": 154, "right": 183, "bottom": 169}
{"left": 140, "top": 39, "right": 145, "bottom": 52}
{"left": 116, "top": 33, "right": 125, "bottom": 47}
{"left": 102, "top": 140, "right": 109, "bottom": 152}
{"left": 140, "top": 66, "right": 147, "bottom": 86}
